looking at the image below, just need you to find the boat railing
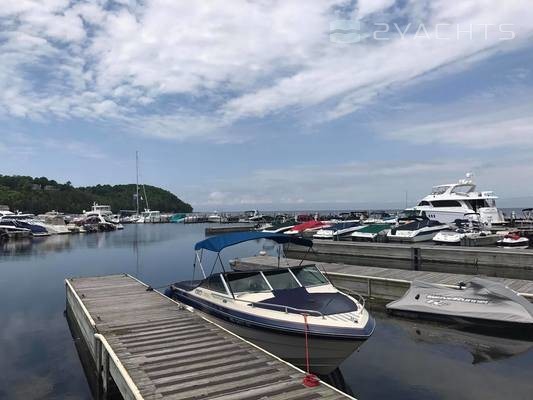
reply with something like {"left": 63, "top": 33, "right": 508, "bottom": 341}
{"left": 333, "top": 286, "right": 366, "bottom": 314}
{"left": 234, "top": 297, "right": 326, "bottom": 319}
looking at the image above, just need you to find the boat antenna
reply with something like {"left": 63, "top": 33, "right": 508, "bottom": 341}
{"left": 135, "top": 151, "right": 140, "bottom": 216}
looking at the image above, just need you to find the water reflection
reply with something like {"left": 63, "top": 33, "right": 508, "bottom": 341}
{"left": 393, "top": 317, "right": 533, "bottom": 365}
{"left": 1, "top": 224, "right": 532, "bottom": 400}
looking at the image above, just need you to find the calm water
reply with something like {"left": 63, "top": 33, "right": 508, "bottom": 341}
{"left": 1, "top": 224, "right": 532, "bottom": 400}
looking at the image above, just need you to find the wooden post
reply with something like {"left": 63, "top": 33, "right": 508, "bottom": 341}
{"left": 95, "top": 338, "right": 102, "bottom": 400}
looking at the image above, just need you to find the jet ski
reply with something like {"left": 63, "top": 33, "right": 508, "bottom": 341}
{"left": 497, "top": 233, "right": 530, "bottom": 249}
{"left": 386, "top": 277, "right": 533, "bottom": 326}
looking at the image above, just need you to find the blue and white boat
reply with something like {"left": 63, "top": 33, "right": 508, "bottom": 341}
{"left": 165, "top": 232, "right": 375, "bottom": 373}
{"left": 0, "top": 214, "right": 50, "bottom": 236}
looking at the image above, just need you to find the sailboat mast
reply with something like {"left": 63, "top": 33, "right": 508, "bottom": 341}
{"left": 136, "top": 151, "right": 140, "bottom": 216}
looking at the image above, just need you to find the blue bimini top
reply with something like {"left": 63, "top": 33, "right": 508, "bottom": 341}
{"left": 194, "top": 231, "right": 313, "bottom": 253}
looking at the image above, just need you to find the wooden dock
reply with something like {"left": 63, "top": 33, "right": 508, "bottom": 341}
{"left": 233, "top": 256, "right": 533, "bottom": 302}
{"left": 284, "top": 240, "right": 533, "bottom": 280}
{"left": 205, "top": 225, "right": 257, "bottom": 236}
{"left": 66, "top": 274, "right": 352, "bottom": 400}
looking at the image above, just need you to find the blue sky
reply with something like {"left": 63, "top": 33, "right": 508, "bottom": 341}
{"left": 1, "top": 0, "right": 533, "bottom": 211}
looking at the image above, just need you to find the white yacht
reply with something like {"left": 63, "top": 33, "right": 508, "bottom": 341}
{"left": 207, "top": 211, "right": 224, "bottom": 223}
{"left": 139, "top": 209, "right": 161, "bottom": 223}
{"left": 414, "top": 173, "right": 505, "bottom": 225}
{"left": 37, "top": 212, "right": 70, "bottom": 234}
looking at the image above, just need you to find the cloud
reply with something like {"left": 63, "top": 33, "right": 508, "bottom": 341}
{"left": 0, "top": 0, "right": 532, "bottom": 143}
{"left": 382, "top": 88, "right": 533, "bottom": 149}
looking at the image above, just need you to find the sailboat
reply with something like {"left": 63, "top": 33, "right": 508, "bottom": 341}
{"left": 133, "top": 151, "right": 161, "bottom": 223}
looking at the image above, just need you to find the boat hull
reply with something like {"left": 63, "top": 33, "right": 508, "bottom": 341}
{"left": 168, "top": 287, "right": 374, "bottom": 340}
{"left": 197, "top": 311, "right": 365, "bottom": 374}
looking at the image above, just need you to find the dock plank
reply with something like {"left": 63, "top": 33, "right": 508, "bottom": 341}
{"left": 66, "top": 274, "right": 352, "bottom": 400}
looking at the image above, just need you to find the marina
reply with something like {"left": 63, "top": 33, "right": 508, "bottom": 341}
{"left": 2, "top": 223, "right": 533, "bottom": 400}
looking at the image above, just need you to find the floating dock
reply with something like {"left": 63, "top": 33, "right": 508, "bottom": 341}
{"left": 205, "top": 225, "right": 257, "bottom": 236}
{"left": 233, "top": 256, "right": 533, "bottom": 302}
{"left": 65, "top": 274, "right": 352, "bottom": 400}
{"left": 284, "top": 240, "right": 533, "bottom": 280}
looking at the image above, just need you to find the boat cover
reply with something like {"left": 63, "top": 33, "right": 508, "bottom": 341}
{"left": 387, "top": 277, "right": 533, "bottom": 324}
{"left": 194, "top": 231, "right": 312, "bottom": 252}
{"left": 257, "top": 287, "right": 357, "bottom": 315}
{"left": 354, "top": 224, "right": 390, "bottom": 234}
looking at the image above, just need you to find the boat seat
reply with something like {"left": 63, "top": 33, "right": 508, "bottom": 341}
{"left": 256, "top": 287, "right": 357, "bottom": 316}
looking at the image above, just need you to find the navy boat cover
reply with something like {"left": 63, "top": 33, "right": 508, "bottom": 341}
{"left": 194, "top": 231, "right": 312, "bottom": 252}
{"left": 257, "top": 287, "right": 357, "bottom": 316}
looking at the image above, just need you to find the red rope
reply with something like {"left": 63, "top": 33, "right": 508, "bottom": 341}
{"left": 302, "top": 313, "right": 319, "bottom": 387}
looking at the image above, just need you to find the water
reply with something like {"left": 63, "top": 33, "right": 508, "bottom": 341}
{"left": 1, "top": 224, "right": 532, "bottom": 400}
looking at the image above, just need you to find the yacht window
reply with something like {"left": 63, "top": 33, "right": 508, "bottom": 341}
{"left": 431, "top": 200, "right": 462, "bottom": 207}
{"left": 291, "top": 266, "right": 328, "bottom": 287}
{"left": 451, "top": 184, "right": 475, "bottom": 195}
{"left": 263, "top": 270, "right": 300, "bottom": 290}
{"left": 200, "top": 275, "right": 227, "bottom": 294}
{"left": 467, "top": 199, "right": 490, "bottom": 210}
{"left": 225, "top": 272, "right": 270, "bottom": 293}
{"left": 431, "top": 186, "right": 448, "bottom": 195}
{"left": 417, "top": 201, "right": 430, "bottom": 206}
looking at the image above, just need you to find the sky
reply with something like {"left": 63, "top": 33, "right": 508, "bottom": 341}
{"left": 1, "top": 0, "right": 533, "bottom": 211}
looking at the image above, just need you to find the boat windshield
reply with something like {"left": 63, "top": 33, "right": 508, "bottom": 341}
{"left": 225, "top": 272, "right": 271, "bottom": 293}
{"left": 263, "top": 270, "right": 300, "bottom": 290}
{"left": 291, "top": 266, "right": 328, "bottom": 287}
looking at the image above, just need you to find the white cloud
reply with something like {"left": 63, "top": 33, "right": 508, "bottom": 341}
{"left": 0, "top": 0, "right": 532, "bottom": 144}
{"left": 382, "top": 88, "right": 533, "bottom": 149}
{"left": 356, "top": 0, "right": 396, "bottom": 19}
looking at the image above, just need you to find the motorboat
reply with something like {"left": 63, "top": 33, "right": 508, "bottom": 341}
{"left": 363, "top": 211, "right": 397, "bottom": 225}
{"left": 413, "top": 173, "right": 506, "bottom": 225}
{"left": 37, "top": 212, "right": 70, "bottom": 234}
{"left": 433, "top": 218, "right": 491, "bottom": 245}
{"left": 207, "top": 211, "right": 225, "bottom": 223}
{"left": 313, "top": 221, "right": 362, "bottom": 240}
{"left": 386, "top": 277, "right": 533, "bottom": 326}
{"left": 0, "top": 222, "right": 32, "bottom": 239}
{"left": 351, "top": 223, "right": 392, "bottom": 242}
{"left": 0, "top": 214, "right": 50, "bottom": 236}
{"left": 169, "top": 213, "right": 187, "bottom": 223}
{"left": 138, "top": 209, "right": 162, "bottom": 223}
{"left": 244, "top": 209, "right": 265, "bottom": 222}
{"left": 497, "top": 233, "right": 530, "bottom": 249}
{"left": 387, "top": 217, "right": 448, "bottom": 242}
{"left": 261, "top": 220, "right": 296, "bottom": 234}
{"left": 284, "top": 220, "right": 331, "bottom": 236}
{"left": 165, "top": 232, "right": 375, "bottom": 374}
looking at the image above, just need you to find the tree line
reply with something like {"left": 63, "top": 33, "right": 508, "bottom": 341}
{"left": 0, "top": 175, "right": 193, "bottom": 215}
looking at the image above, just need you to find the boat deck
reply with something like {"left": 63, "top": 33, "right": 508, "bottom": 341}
{"left": 66, "top": 274, "right": 351, "bottom": 400}
{"left": 233, "top": 256, "right": 533, "bottom": 300}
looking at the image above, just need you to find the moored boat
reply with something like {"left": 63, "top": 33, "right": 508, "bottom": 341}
{"left": 386, "top": 277, "right": 533, "bottom": 327}
{"left": 497, "top": 232, "right": 530, "bottom": 249}
{"left": 387, "top": 217, "right": 448, "bottom": 242}
{"left": 165, "top": 232, "right": 375, "bottom": 374}
{"left": 313, "top": 221, "right": 362, "bottom": 240}
{"left": 351, "top": 223, "right": 392, "bottom": 242}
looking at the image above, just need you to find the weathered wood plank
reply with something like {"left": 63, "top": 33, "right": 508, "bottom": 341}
{"left": 66, "top": 274, "right": 353, "bottom": 400}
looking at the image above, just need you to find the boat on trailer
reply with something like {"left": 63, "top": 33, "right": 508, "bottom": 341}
{"left": 165, "top": 232, "right": 375, "bottom": 374}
